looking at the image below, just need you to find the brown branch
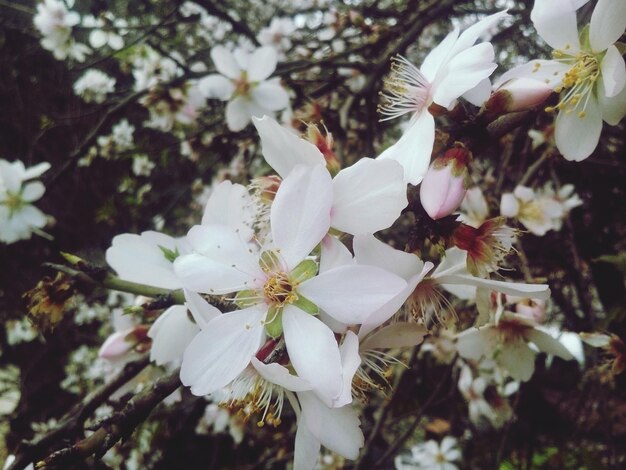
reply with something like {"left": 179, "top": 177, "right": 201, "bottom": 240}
{"left": 38, "top": 368, "right": 181, "bottom": 468}
{"left": 6, "top": 356, "right": 150, "bottom": 470}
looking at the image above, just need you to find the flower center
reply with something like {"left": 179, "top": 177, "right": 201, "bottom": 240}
{"left": 263, "top": 272, "right": 296, "bottom": 306}
{"left": 547, "top": 52, "right": 599, "bottom": 118}
{"left": 378, "top": 55, "right": 432, "bottom": 121}
{"left": 3, "top": 192, "right": 24, "bottom": 214}
{"left": 234, "top": 72, "right": 252, "bottom": 97}
{"left": 496, "top": 318, "right": 529, "bottom": 343}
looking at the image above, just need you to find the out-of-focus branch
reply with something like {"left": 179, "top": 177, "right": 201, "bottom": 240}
{"left": 37, "top": 368, "right": 181, "bottom": 468}
{"left": 6, "top": 356, "right": 150, "bottom": 470}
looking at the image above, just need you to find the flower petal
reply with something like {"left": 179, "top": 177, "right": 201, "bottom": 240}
{"left": 493, "top": 60, "right": 571, "bottom": 91}
{"left": 252, "top": 80, "right": 289, "bottom": 111}
{"left": 180, "top": 306, "right": 266, "bottom": 395}
{"left": 283, "top": 306, "right": 342, "bottom": 407}
{"left": 247, "top": 46, "right": 278, "bottom": 82}
{"left": 600, "top": 45, "right": 626, "bottom": 98}
{"left": 225, "top": 97, "right": 252, "bottom": 131}
{"left": 198, "top": 74, "right": 235, "bottom": 100}
{"left": 21, "top": 182, "right": 45, "bottom": 202}
{"left": 149, "top": 305, "right": 200, "bottom": 366}
{"left": 299, "top": 265, "right": 407, "bottom": 324}
{"left": 320, "top": 235, "right": 354, "bottom": 273}
{"left": 253, "top": 116, "right": 325, "bottom": 178}
{"left": 589, "top": 0, "right": 626, "bottom": 53}
{"left": 271, "top": 164, "right": 332, "bottom": 269}
{"left": 598, "top": 75, "right": 626, "bottom": 125}
{"left": 184, "top": 289, "right": 221, "bottom": 329}
{"left": 377, "top": 111, "right": 435, "bottom": 185}
{"left": 450, "top": 10, "right": 508, "bottom": 57}
{"left": 211, "top": 45, "right": 241, "bottom": 80}
{"left": 530, "top": 0, "right": 581, "bottom": 52}
{"left": 437, "top": 274, "right": 551, "bottom": 300}
{"left": 201, "top": 180, "right": 254, "bottom": 240}
{"left": 420, "top": 28, "right": 460, "bottom": 83}
{"left": 498, "top": 340, "right": 536, "bottom": 381}
{"left": 353, "top": 233, "right": 424, "bottom": 280}
{"left": 554, "top": 95, "right": 603, "bottom": 161}
{"left": 294, "top": 414, "right": 321, "bottom": 470}
{"left": 527, "top": 329, "right": 574, "bottom": 360}
{"left": 361, "top": 323, "right": 428, "bottom": 350}
{"left": 335, "top": 331, "right": 361, "bottom": 407}
{"left": 250, "top": 357, "right": 313, "bottom": 392}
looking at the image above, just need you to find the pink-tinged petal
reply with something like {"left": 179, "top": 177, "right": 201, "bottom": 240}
{"left": 600, "top": 46, "right": 626, "bottom": 98}
{"left": 377, "top": 111, "right": 435, "bottom": 185}
{"left": 456, "top": 327, "right": 495, "bottom": 360}
{"left": 98, "top": 329, "right": 135, "bottom": 359}
{"left": 494, "top": 60, "right": 571, "bottom": 91}
{"left": 451, "top": 11, "right": 508, "bottom": 56}
{"left": 253, "top": 116, "right": 325, "bottom": 178}
{"left": 555, "top": 96, "right": 603, "bottom": 161}
{"left": 499, "top": 340, "right": 536, "bottom": 381}
{"left": 250, "top": 357, "right": 313, "bottom": 392}
{"left": 530, "top": 0, "right": 581, "bottom": 52}
{"left": 271, "top": 164, "right": 333, "bottom": 269}
{"left": 420, "top": 28, "right": 460, "bottom": 83}
{"left": 420, "top": 162, "right": 466, "bottom": 220}
{"left": 298, "top": 391, "right": 364, "bottom": 459}
{"left": 353, "top": 233, "right": 424, "bottom": 280}
{"left": 201, "top": 180, "right": 254, "bottom": 240}
{"left": 331, "top": 158, "right": 407, "bottom": 235}
{"left": 335, "top": 331, "right": 361, "bottom": 407}
{"left": 433, "top": 42, "right": 497, "bottom": 109}
{"left": 282, "top": 306, "right": 342, "bottom": 407}
{"left": 598, "top": 77, "right": 626, "bottom": 125}
{"left": 148, "top": 305, "right": 199, "bottom": 366}
{"left": 247, "top": 46, "right": 278, "bottom": 82}
{"left": 589, "top": 0, "right": 626, "bottom": 53}
{"left": 320, "top": 235, "right": 354, "bottom": 273}
{"left": 361, "top": 323, "right": 428, "bottom": 350}
{"left": 358, "top": 263, "right": 433, "bottom": 338}
{"left": 299, "top": 265, "right": 407, "bottom": 324}
{"left": 198, "top": 74, "right": 235, "bottom": 100}
{"left": 21, "top": 182, "right": 45, "bottom": 202}
{"left": 252, "top": 80, "right": 289, "bottom": 111}
{"left": 211, "top": 45, "right": 241, "bottom": 80}
{"left": 183, "top": 289, "right": 221, "bottom": 330}
{"left": 527, "top": 329, "right": 574, "bottom": 360}
{"left": 106, "top": 232, "right": 182, "bottom": 289}
{"left": 180, "top": 306, "right": 266, "bottom": 395}
{"left": 226, "top": 97, "right": 252, "bottom": 131}
{"left": 294, "top": 414, "right": 321, "bottom": 470}
{"left": 437, "top": 273, "right": 551, "bottom": 300}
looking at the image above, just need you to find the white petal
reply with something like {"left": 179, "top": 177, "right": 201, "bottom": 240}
{"left": 271, "top": 164, "right": 333, "bottom": 269}
{"left": 283, "top": 306, "right": 342, "bottom": 407}
{"left": 89, "top": 30, "right": 107, "bottom": 48}
{"left": 174, "top": 253, "right": 258, "bottom": 295}
{"left": 500, "top": 193, "right": 520, "bottom": 217}
{"left": 456, "top": 327, "right": 495, "bottom": 360}
{"left": 335, "top": 331, "right": 361, "bottom": 407}
{"left": 433, "top": 42, "right": 497, "bottom": 109}
{"left": 225, "top": 97, "right": 252, "bottom": 131}
{"left": 589, "top": 0, "right": 626, "bottom": 53}
{"left": 298, "top": 391, "right": 364, "bottom": 459}
{"left": 598, "top": 77, "right": 626, "bottom": 125}
{"left": 253, "top": 116, "right": 325, "bottom": 178}
{"left": 420, "top": 28, "right": 460, "bottom": 83}
{"left": 105, "top": 232, "right": 182, "bottom": 289}
{"left": 250, "top": 357, "right": 312, "bottom": 392}
{"left": 530, "top": 0, "right": 581, "bottom": 52}
{"left": 437, "top": 274, "right": 551, "bottom": 300}
{"left": 493, "top": 60, "right": 571, "bottom": 91}
{"left": 198, "top": 74, "right": 235, "bottom": 100}
{"left": 211, "top": 45, "right": 241, "bottom": 80}
{"left": 148, "top": 305, "right": 200, "bottom": 366}
{"left": 600, "top": 45, "right": 626, "bottom": 98}
{"left": 108, "top": 34, "right": 124, "bottom": 50}
{"left": 299, "top": 265, "right": 407, "bottom": 324}
{"left": 331, "top": 158, "right": 407, "bottom": 235}
{"left": 247, "top": 46, "right": 278, "bottom": 82}
{"left": 498, "top": 340, "right": 536, "bottom": 381}
{"left": 294, "top": 414, "right": 321, "bottom": 470}
{"left": 462, "top": 77, "right": 492, "bottom": 106}
{"left": 202, "top": 180, "right": 254, "bottom": 240}
{"left": 555, "top": 96, "right": 603, "bottom": 161}
{"left": 180, "top": 306, "right": 266, "bottom": 395}
{"left": 377, "top": 111, "right": 435, "bottom": 185}
{"left": 361, "top": 323, "right": 428, "bottom": 350}
{"left": 527, "top": 329, "right": 574, "bottom": 360}
{"left": 252, "top": 80, "right": 289, "bottom": 111}
{"left": 22, "top": 161, "right": 50, "bottom": 180}
{"left": 353, "top": 233, "right": 424, "bottom": 280}
{"left": 183, "top": 289, "right": 221, "bottom": 329}
{"left": 450, "top": 10, "right": 509, "bottom": 57}
{"left": 320, "top": 235, "right": 354, "bottom": 273}
{"left": 21, "top": 182, "right": 45, "bottom": 202}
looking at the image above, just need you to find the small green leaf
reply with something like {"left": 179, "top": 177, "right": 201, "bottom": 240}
{"left": 159, "top": 245, "right": 180, "bottom": 263}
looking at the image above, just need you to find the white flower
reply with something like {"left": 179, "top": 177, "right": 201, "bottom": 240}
{"left": 495, "top": 0, "right": 626, "bottom": 161}
{"left": 111, "top": 119, "right": 135, "bottom": 150}
{"left": 0, "top": 159, "right": 50, "bottom": 244}
{"left": 174, "top": 165, "right": 406, "bottom": 405}
{"left": 83, "top": 13, "right": 126, "bottom": 50}
{"left": 257, "top": 18, "right": 296, "bottom": 58}
{"left": 395, "top": 436, "right": 461, "bottom": 470}
{"left": 377, "top": 11, "right": 507, "bottom": 184}
{"left": 458, "top": 186, "right": 489, "bottom": 228}
{"left": 132, "top": 48, "right": 181, "bottom": 91}
{"left": 131, "top": 155, "right": 155, "bottom": 177}
{"left": 198, "top": 46, "right": 289, "bottom": 131}
{"left": 33, "top": 0, "right": 90, "bottom": 61}
{"left": 73, "top": 70, "right": 116, "bottom": 104}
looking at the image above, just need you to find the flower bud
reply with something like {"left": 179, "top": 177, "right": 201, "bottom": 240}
{"left": 485, "top": 78, "right": 553, "bottom": 117}
{"left": 420, "top": 144, "right": 470, "bottom": 220}
{"left": 98, "top": 325, "right": 149, "bottom": 360}
{"left": 306, "top": 123, "right": 341, "bottom": 176}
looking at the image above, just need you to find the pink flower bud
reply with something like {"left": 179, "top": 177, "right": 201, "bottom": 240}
{"left": 98, "top": 326, "right": 150, "bottom": 360}
{"left": 420, "top": 145, "right": 470, "bottom": 220}
{"left": 515, "top": 298, "right": 546, "bottom": 324}
{"left": 485, "top": 78, "right": 553, "bottom": 116}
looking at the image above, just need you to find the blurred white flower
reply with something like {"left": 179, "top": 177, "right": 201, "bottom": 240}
{"left": 73, "top": 70, "right": 116, "bottom": 104}
{"left": 395, "top": 436, "right": 461, "bottom": 470}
